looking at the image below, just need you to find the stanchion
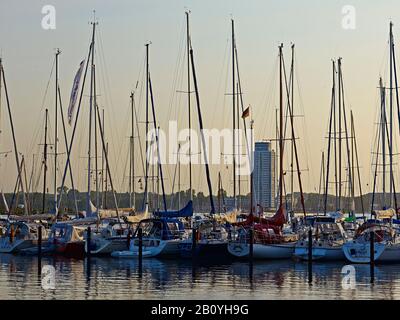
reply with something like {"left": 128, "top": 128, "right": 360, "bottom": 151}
{"left": 308, "top": 227, "right": 312, "bottom": 284}
{"left": 38, "top": 225, "right": 42, "bottom": 276}
{"left": 138, "top": 227, "right": 143, "bottom": 277}
{"left": 370, "top": 231, "right": 374, "bottom": 284}
{"left": 127, "top": 229, "right": 132, "bottom": 249}
{"left": 249, "top": 228, "right": 254, "bottom": 282}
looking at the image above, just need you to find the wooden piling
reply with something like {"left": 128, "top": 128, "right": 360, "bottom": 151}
{"left": 370, "top": 231, "right": 374, "bottom": 283}
{"left": 308, "top": 227, "right": 312, "bottom": 284}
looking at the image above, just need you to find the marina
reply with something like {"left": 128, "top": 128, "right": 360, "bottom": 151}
{"left": 1, "top": 1, "right": 400, "bottom": 303}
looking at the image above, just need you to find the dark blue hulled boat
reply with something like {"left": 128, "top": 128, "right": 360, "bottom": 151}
{"left": 111, "top": 201, "right": 193, "bottom": 259}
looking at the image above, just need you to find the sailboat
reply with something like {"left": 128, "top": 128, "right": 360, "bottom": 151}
{"left": 343, "top": 22, "right": 400, "bottom": 263}
{"left": 294, "top": 58, "right": 356, "bottom": 261}
{"left": 228, "top": 44, "right": 300, "bottom": 260}
{"left": 112, "top": 42, "right": 193, "bottom": 259}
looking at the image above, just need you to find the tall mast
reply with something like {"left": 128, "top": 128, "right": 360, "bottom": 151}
{"left": 279, "top": 44, "right": 284, "bottom": 209}
{"left": 144, "top": 43, "right": 150, "bottom": 209}
{"left": 338, "top": 59, "right": 354, "bottom": 214}
{"left": 54, "top": 49, "right": 60, "bottom": 216}
{"left": 148, "top": 74, "right": 167, "bottom": 212}
{"left": 186, "top": 11, "right": 193, "bottom": 201}
{"left": 351, "top": 110, "right": 365, "bottom": 215}
{"left": 389, "top": 22, "right": 394, "bottom": 207}
{"left": 101, "top": 108, "right": 105, "bottom": 208}
{"left": 290, "top": 44, "right": 295, "bottom": 213}
{"left": 390, "top": 21, "right": 400, "bottom": 216}
{"left": 380, "top": 77, "right": 386, "bottom": 208}
{"left": 338, "top": 58, "right": 342, "bottom": 211}
{"left": 232, "top": 19, "right": 237, "bottom": 209}
{"left": 250, "top": 120, "right": 254, "bottom": 214}
{"left": 285, "top": 44, "right": 306, "bottom": 217}
{"left": 190, "top": 44, "right": 216, "bottom": 214}
{"left": 130, "top": 92, "right": 135, "bottom": 209}
{"left": 0, "top": 59, "right": 28, "bottom": 215}
{"left": 324, "top": 61, "right": 335, "bottom": 214}
{"left": 237, "top": 82, "right": 241, "bottom": 210}
{"left": 178, "top": 143, "right": 181, "bottom": 209}
{"left": 87, "top": 19, "right": 96, "bottom": 216}
{"left": 42, "top": 109, "right": 49, "bottom": 214}
{"left": 94, "top": 65, "right": 100, "bottom": 213}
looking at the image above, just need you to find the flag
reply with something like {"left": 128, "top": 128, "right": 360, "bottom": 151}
{"left": 241, "top": 105, "right": 250, "bottom": 119}
{"left": 67, "top": 59, "right": 85, "bottom": 125}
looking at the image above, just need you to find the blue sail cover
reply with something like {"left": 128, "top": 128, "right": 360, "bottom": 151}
{"left": 154, "top": 201, "right": 193, "bottom": 219}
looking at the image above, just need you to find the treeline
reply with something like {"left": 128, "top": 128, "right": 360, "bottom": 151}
{"left": 2, "top": 188, "right": 390, "bottom": 215}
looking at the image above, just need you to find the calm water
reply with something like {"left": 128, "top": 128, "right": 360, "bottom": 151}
{"left": 0, "top": 254, "right": 399, "bottom": 300}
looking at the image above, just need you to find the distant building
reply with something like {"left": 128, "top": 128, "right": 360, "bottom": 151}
{"left": 254, "top": 141, "right": 275, "bottom": 209}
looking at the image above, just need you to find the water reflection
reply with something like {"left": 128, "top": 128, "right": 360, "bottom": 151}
{"left": 0, "top": 254, "right": 400, "bottom": 299}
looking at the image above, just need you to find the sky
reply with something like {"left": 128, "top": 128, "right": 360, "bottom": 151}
{"left": 0, "top": 0, "right": 399, "bottom": 201}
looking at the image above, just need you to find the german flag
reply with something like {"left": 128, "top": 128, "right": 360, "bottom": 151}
{"left": 241, "top": 105, "right": 250, "bottom": 119}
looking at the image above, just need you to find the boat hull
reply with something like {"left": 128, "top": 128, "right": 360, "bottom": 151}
{"left": 228, "top": 242, "right": 295, "bottom": 259}
{"left": 179, "top": 240, "right": 231, "bottom": 261}
{"left": 0, "top": 239, "right": 36, "bottom": 253}
{"left": 54, "top": 241, "right": 85, "bottom": 259}
{"left": 342, "top": 241, "right": 386, "bottom": 263}
{"left": 87, "top": 237, "right": 129, "bottom": 255}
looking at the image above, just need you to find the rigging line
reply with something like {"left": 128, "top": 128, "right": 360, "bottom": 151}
{"left": 97, "top": 28, "right": 122, "bottom": 188}
{"left": 371, "top": 101, "right": 382, "bottom": 212}
{"left": 294, "top": 57, "right": 314, "bottom": 190}
{"left": 260, "top": 56, "right": 279, "bottom": 141}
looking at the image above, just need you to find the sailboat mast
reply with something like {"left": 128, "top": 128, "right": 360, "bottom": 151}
{"left": 389, "top": 22, "right": 394, "bottom": 208}
{"left": 338, "top": 58, "right": 342, "bottom": 211}
{"left": 279, "top": 44, "right": 284, "bottom": 209}
{"left": 380, "top": 77, "right": 386, "bottom": 208}
{"left": 94, "top": 65, "right": 100, "bottom": 212}
{"left": 232, "top": 19, "right": 237, "bottom": 209}
{"left": 148, "top": 74, "right": 167, "bottom": 212}
{"left": 290, "top": 44, "right": 295, "bottom": 213}
{"left": 0, "top": 59, "right": 28, "bottom": 215}
{"left": 186, "top": 11, "right": 193, "bottom": 201}
{"left": 237, "top": 82, "right": 241, "bottom": 210}
{"left": 54, "top": 49, "right": 60, "bottom": 216}
{"left": 130, "top": 92, "right": 135, "bottom": 209}
{"left": 87, "top": 21, "right": 96, "bottom": 216}
{"left": 324, "top": 61, "right": 335, "bottom": 214}
{"left": 42, "top": 109, "right": 49, "bottom": 214}
{"left": 351, "top": 110, "right": 365, "bottom": 215}
{"left": 190, "top": 45, "right": 216, "bottom": 214}
{"left": 144, "top": 43, "right": 150, "bottom": 209}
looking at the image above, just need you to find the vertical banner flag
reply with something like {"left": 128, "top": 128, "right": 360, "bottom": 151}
{"left": 67, "top": 59, "right": 85, "bottom": 125}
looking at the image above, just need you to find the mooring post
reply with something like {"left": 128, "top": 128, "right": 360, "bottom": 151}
{"left": 192, "top": 228, "right": 197, "bottom": 258}
{"left": 308, "top": 227, "right": 313, "bottom": 284}
{"left": 127, "top": 229, "right": 132, "bottom": 249}
{"left": 138, "top": 227, "right": 143, "bottom": 275}
{"left": 249, "top": 228, "right": 254, "bottom": 281}
{"left": 249, "top": 228, "right": 254, "bottom": 263}
{"left": 370, "top": 231, "right": 374, "bottom": 283}
{"left": 38, "top": 225, "right": 42, "bottom": 276}
{"left": 87, "top": 227, "right": 91, "bottom": 258}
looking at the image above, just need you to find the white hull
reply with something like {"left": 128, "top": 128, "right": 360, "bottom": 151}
{"left": 294, "top": 245, "right": 345, "bottom": 261}
{"left": 228, "top": 242, "right": 295, "bottom": 259}
{"left": 87, "top": 237, "right": 128, "bottom": 255}
{"left": 114, "top": 238, "right": 183, "bottom": 258}
{"left": 343, "top": 241, "right": 387, "bottom": 263}
{"left": 111, "top": 250, "right": 154, "bottom": 258}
